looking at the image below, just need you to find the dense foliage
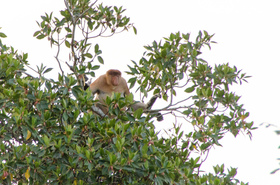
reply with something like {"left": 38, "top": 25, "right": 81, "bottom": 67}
{"left": 0, "top": 0, "right": 254, "bottom": 184}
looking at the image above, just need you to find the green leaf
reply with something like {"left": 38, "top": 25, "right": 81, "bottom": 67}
{"left": 133, "top": 26, "right": 137, "bottom": 35}
{"left": 65, "top": 27, "right": 72, "bottom": 32}
{"left": 23, "top": 53, "right": 28, "bottom": 60}
{"left": 97, "top": 56, "right": 104, "bottom": 64}
{"left": 43, "top": 68, "right": 53, "bottom": 74}
{"left": 89, "top": 65, "right": 99, "bottom": 71}
{"left": 43, "top": 135, "right": 50, "bottom": 146}
{"left": 185, "top": 86, "right": 195, "bottom": 93}
{"left": 33, "top": 31, "right": 40, "bottom": 37}
{"left": 214, "top": 178, "right": 220, "bottom": 185}
{"left": 65, "top": 40, "right": 70, "bottom": 48}
{"left": 128, "top": 77, "right": 136, "bottom": 89}
{"left": 271, "top": 168, "right": 280, "bottom": 174}
{"left": 182, "top": 33, "right": 190, "bottom": 40}
{"left": 228, "top": 168, "right": 237, "bottom": 177}
{"left": 84, "top": 53, "right": 93, "bottom": 58}
{"left": 141, "top": 144, "right": 148, "bottom": 155}
{"left": 62, "top": 99, "right": 67, "bottom": 108}
{"left": 36, "top": 34, "right": 46, "bottom": 40}
{"left": 0, "top": 32, "right": 7, "bottom": 38}
{"left": 133, "top": 107, "right": 143, "bottom": 119}
{"left": 94, "top": 44, "right": 99, "bottom": 53}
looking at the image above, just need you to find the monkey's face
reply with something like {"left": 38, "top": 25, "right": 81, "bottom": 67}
{"left": 106, "top": 69, "right": 122, "bottom": 86}
{"left": 111, "top": 75, "right": 119, "bottom": 86}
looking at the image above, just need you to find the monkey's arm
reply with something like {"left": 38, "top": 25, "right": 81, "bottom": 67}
{"left": 130, "top": 94, "right": 163, "bottom": 121}
{"left": 120, "top": 77, "right": 130, "bottom": 96}
{"left": 89, "top": 76, "right": 104, "bottom": 95}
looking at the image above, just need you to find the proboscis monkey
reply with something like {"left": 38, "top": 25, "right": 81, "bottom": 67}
{"left": 87, "top": 69, "right": 163, "bottom": 121}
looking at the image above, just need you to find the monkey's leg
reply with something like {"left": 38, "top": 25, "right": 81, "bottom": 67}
{"left": 146, "top": 94, "right": 164, "bottom": 121}
{"left": 146, "top": 94, "right": 161, "bottom": 109}
{"left": 130, "top": 102, "right": 147, "bottom": 110}
{"left": 91, "top": 104, "right": 107, "bottom": 117}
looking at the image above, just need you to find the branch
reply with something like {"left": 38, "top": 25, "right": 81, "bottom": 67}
{"left": 14, "top": 70, "right": 34, "bottom": 78}
{"left": 170, "top": 96, "right": 192, "bottom": 107}
{"left": 24, "top": 64, "right": 38, "bottom": 74}
{"left": 157, "top": 80, "right": 175, "bottom": 110}
{"left": 64, "top": 0, "right": 79, "bottom": 67}
{"left": 54, "top": 32, "right": 65, "bottom": 77}
{"left": 148, "top": 104, "right": 194, "bottom": 115}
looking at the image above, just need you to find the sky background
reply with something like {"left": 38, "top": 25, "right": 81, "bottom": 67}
{"left": 1, "top": 0, "right": 280, "bottom": 184}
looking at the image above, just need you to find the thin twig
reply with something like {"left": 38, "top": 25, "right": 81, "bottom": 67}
{"left": 55, "top": 32, "right": 65, "bottom": 77}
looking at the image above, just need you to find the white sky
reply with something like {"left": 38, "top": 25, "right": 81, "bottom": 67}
{"left": 1, "top": 0, "right": 280, "bottom": 184}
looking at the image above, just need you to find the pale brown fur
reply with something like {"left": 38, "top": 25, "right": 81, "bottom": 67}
{"left": 89, "top": 69, "right": 147, "bottom": 115}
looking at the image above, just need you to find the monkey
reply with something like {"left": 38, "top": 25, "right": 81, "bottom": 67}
{"left": 88, "top": 69, "right": 130, "bottom": 114}
{"left": 86, "top": 69, "right": 163, "bottom": 121}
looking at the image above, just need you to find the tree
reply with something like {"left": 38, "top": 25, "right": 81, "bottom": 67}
{"left": 0, "top": 0, "right": 254, "bottom": 184}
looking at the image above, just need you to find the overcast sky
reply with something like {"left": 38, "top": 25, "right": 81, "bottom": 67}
{"left": 1, "top": 0, "right": 280, "bottom": 184}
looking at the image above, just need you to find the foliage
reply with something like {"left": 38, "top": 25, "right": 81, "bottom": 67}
{"left": 33, "top": 0, "right": 136, "bottom": 83}
{"left": 271, "top": 129, "right": 280, "bottom": 175}
{"left": 128, "top": 31, "right": 254, "bottom": 145}
{"left": 0, "top": 0, "right": 254, "bottom": 184}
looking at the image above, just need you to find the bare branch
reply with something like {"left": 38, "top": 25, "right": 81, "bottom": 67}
{"left": 171, "top": 96, "right": 192, "bottom": 107}
{"left": 54, "top": 32, "right": 65, "bottom": 76}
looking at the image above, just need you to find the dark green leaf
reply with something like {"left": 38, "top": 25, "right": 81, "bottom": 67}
{"left": 91, "top": 65, "right": 100, "bottom": 70}
{"left": 43, "top": 68, "right": 53, "bottom": 74}
{"left": 97, "top": 56, "right": 104, "bottom": 64}
{"left": 0, "top": 32, "right": 7, "bottom": 38}
{"left": 95, "top": 44, "right": 99, "bottom": 53}
{"left": 33, "top": 31, "right": 40, "bottom": 37}
{"left": 37, "top": 34, "right": 46, "bottom": 40}
{"left": 133, "top": 26, "right": 137, "bottom": 35}
{"left": 133, "top": 108, "right": 143, "bottom": 119}
{"left": 65, "top": 40, "right": 70, "bottom": 48}
{"left": 185, "top": 86, "right": 195, "bottom": 93}
{"left": 128, "top": 77, "right": 136, "bottom": 89}
{"left": 84, "top": 53, "right": 93, "bottom": 58}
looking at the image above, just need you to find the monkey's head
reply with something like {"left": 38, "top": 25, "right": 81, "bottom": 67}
{"left": 106, "top": 69, "right": 121, "bottom": 86}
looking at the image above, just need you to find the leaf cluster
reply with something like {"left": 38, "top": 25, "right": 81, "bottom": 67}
{"left": 33, "top": 0, "right": 136, "bottom": 86}
{"left": 128, "top": 30, "right": 255, "bottom": 153}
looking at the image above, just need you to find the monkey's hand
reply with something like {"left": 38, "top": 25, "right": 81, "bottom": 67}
{"left": 84, "top": 78, "right": 92, "bottom": 90}
{"left": 84, "top": 83, "right": 90, "bottom": 90}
